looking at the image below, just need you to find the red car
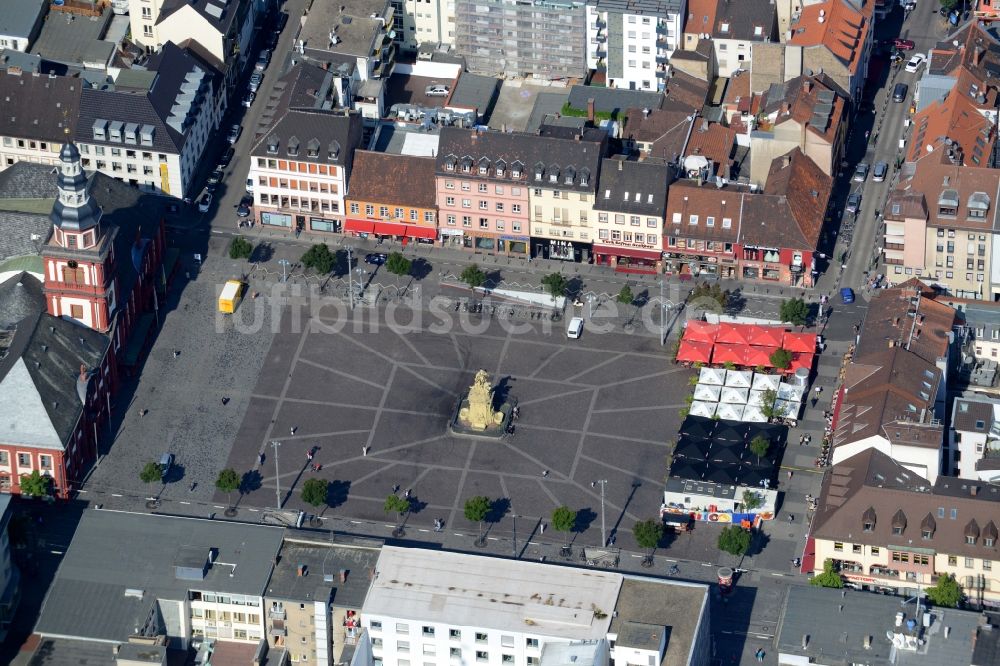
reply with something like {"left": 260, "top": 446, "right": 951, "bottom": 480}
{"left": 894, "top": 38, "right": 915, "bottom": 50}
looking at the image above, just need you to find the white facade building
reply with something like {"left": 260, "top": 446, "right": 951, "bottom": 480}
{"left": 585, "top": 0, "right": 685, "bottom": 91}
{"left": 950, "top": 395, "right": 1000, "bottom": 482}
{"left": 399, "top": 0, "right": 455, "bottom": 51}
{"left": 360, "top": 546, "right": 712, "bottom": 666}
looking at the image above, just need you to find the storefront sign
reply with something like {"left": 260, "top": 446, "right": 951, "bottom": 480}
{"left": 500, "top": 235, "right": 529, "bottom": 241}
{"left": 439, "top": 228, "right": 463, "bottom": 236}
{"left": 598, "top": 239, "right": 658, "bottom": 249}
{"left": 843, "top": 573, "right": 880, "bottom": 584}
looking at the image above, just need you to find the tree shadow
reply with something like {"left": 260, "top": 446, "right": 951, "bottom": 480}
{"left": 327, "top": 479, "right": 351, "bottom": 508}
{"left": 483, "top": 497, "right": 511, "bottom": 538}
{"left": 566, "top": 276, "right": 584, "bottom": 298}
{"left": 574, "top": 507, "right": 597, "bottom": 536}
{"left": 483, "top": 269, "right": 503, "bottom": 289}
{"left": 726, "top": 288, "right": 746, "bottom": 315}
{"left": 249, "top": 242, "right": 274, "bottom": 263}
{"left": 411, "top": 257, "right": 433, "bottom": 281}
{"left": 332, "top": 249, "right": 355, "bottom": 278}
{"left": 408, "top": 497, "right": 429, "bottom": 515}
{"left": 241, "top": 469, "right": 262, "bottom": 494}
{"left": 747, "top": 528, "right": 771, "bottom": 557}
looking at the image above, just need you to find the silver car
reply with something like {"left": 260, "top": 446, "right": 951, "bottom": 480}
{"left": 425, "top": 84, "right": 450, "bottom": 97}
{"left": 873, "top": 161, "right": 888, "bottom": 182}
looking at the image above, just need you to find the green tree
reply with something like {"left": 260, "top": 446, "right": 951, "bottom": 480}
{"left": 690, "top": 282, "right": 728, "bottom": 308}
{"left": 723, "top": 361, "right": 737, "bottom": 371}
{"left": 750, "top": 434, "right": 770, "bottom": 463}
{"left": 464, "top": 495, "right": 492, "bottom": 544}
{"left": 633, "top": 519, "right": 665, "bottom": 559}
{"left": 301, "top": 243, "right": 335, "bottom": 274}
{"left": 301, "top": 478, "right": 330, "bottom": 509}
{"left": 139, "top": 461, "right": 162, "bottom": 484}
{"left": 926, "top": 573, "right": 963, "bottom": 608}
{"left": 759, "top": 388, "right": 779, "bottom": 420}
{"left": 19, "top": 470, "right": 50, "bottom": 498}
{"left": 460, "top": 263, "right": 487, "bottom": 290}
{"left": 215, "top": 468, "right": 241, "bottom": 508}
{"left": 541, "top": 273, "right": 568, "bottom": 301}
{"left": 741, "top": 489, "right": 764, "bottom": 511}
{"left": 717, "top": 525, "right": 752, "bottom": 557}
{"left": 779, "top": 297, "right": 810, "bottom": 326}
{"left": 810, "top": 559, "right": 845, "bottom": 588}
{"left": 385, "top": 252, "right": 412, "bottom": 277}
{"left": 617, "top": 285, "right": 634, "bottom": 306}
{"left": 939, "top": 0, "right": 958, "bottom": 10}
{"left": 229, "top": 236, "right": 253, "bottom": 260}
{"left": 551, "top": 505, "right": 577, "bottom": 546}
{"left": 769, "top": 347, "right": 793, "bottom": 370}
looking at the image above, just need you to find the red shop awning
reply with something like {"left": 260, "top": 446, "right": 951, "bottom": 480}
{"left": 405, "top": 225, "right": 438, "bottom": 240}
{"left": 372, "top": 221, "right": 409, "bottom": 237}
{"left": 344, "top": 218, "right": 375, "bottom": 234}
{"left": 593, "top": 245, "right": 662, "bottom": 261}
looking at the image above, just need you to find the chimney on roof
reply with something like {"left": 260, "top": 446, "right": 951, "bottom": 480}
{"left": 618, "top": 160, "right": 623, "bottom": 171}
{"left": 803, "top": 79, "right": 812, "bottom": 93}
{"left": 782, "top": 154, "right": 791, "bottom": 168}
{"left": 587, "top": 98, "right": 596, "bottom": 124}
{"left": 79, "top": 364, "right": 87, "bottom": 381}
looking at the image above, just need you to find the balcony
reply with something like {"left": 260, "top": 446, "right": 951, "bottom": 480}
{"left": 870, "top": 565, "right": 900, "bottom": 578}
{"left": 269, "top": 620, "right": 287, "bottom": 638}
{"left": 655, "top": 65, "right": 668, "bottom": 78}
{"left": 594, "top": 18, "right": 606, "bottom": 29}
{"left": 269, "top": 608, "right": 286, "bottom": 620}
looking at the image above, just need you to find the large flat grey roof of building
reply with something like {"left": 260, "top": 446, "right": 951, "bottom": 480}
{"left": 522, "top": 91, "right": 572, "bottom": 133}
{"left": 34, "top": 510, "right": 284, "bottom": 642}
{"left": 586, "top": 0, "right": 684, "bottom": 15}
{"left": 449, "top": 72, "right": 500, "bottom": 112}
{"left": 29, "top": 5, "right": 114, "bottom": 66}
{"left": 265, "top": 535, "right": 381, "bottom": 608}
{"left": 776, "top": 586, "right": 980, "bottom": 666}
{"left": 0, "top": 0, "right": 46, "bottom": 40}
{"left": 609, "top": 578, "right": 708, "bottom": 666}
{"left": 300, "top": 0, "right": 386, "bottom": 58}
{"left": 370, "top": 123, "right": 440, "bottom": 156}
{"left": 23, "top": 637, "right": 124, "bottom": 665}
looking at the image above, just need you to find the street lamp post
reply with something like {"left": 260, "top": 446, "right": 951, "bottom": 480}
{"left": 587, "top": 294, "right": 595, "bottom": 320}
{"left": 592, "top": 479, "right": 608, "bottom": 547}
{"left": 345, "top": 246, "right": 355, "bottom": 309}
{"left": 511, "top": 510, "right": 517, "bottom": 557}
{"left": 271, "top": 440, "right": 281, "bottom": 509}
{"left": 278, "top": 259, "right": 290, "bottom": 283}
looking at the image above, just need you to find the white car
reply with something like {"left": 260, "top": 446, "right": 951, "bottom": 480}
{"left": 905, "top": 54, "right": 925, "bottom": 73}
{"left": 566, "top": 316, "right": 584, "bottom": 339}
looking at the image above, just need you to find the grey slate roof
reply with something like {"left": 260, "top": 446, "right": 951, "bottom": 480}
{"left": 0, "top": 68, "right": 83, "bottom": 142}
{"left": 265, "top": 535, "right": 381, "bottom": 606}
{"left": 0, "top": 0, "right": 46, "bottom": 40}
{"left": 777, "top": 585, "right": 981, "bottom": 666}
{"left": 594, "top": 158, "right": 670, "bottom": 216}
{"left": 35, "top": 510, "right": 284, "bottom": 642}
{"left": 586, "top": 0, "right": 684, "bottom": 15}
{"left": 300, "top": 0, "right": 392, "bottom": 59}
{"left": 0, "top": 271, "right": 44, "bottom": 329}
{"left": 713, "top": 0, "right": 776, "bottom": 42}
{"left": 158, "top": 0, "right": 246, "bottom": 33}
{"left": 250, "top": 110, "right": 364, "bottom": 171}
{"left": 29, "top": 4, "right": 114, "bottom": 67}
{"left": 449, "top": 72, "right": 500, "bottom": 113}
{"left": 568, "top": 85, "right": 665, "bottom": 114}
{"left": 0, "top": 168, "right": 55, "bottom": 260}
{"left": 0, "top": 275, "right": 108, "bottom": 450}
{"left": 436, "top": 126, "right": 607, "bottom": 194}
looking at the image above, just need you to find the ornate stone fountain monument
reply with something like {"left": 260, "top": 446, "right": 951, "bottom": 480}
{"left": 450, "top": 370, "right": 514, "bottom": 438}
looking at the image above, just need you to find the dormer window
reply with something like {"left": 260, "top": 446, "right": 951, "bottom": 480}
{"left": 891, "top": 509, "right": 907, "bottom": 536}
{"left": 965, "top": 519, "right": 980, "bottom": 545}
{"left": 92, "top": 119, "right": 108, "bottom": 141}
{"left": 580, "top": 169, "right": 589, "bottom": 186}
{"left": 446, "top": 161, "right": 455, "bottom": 171}
{"left": 307, "top": 138, "right": 320, "bottom": 157}
{"left": 968, "top": 192, "right": 990, "bottom": 219}
{"left": 720, "top": 22, "right": 730, "bottom": 33}
{"left": 938, "top": 188, "right": 959, "bottom": 216}
{"left": 328, "top": 141, "right": 341, "bottom": 161}
{"left": 496, "top": 167, "right": 504, "bottom": 177}
{"left": 267, "top": 136, "right": 279, "bottom": 154}
{"left": 287, "top": 136, "right": 300, "bottom": 156}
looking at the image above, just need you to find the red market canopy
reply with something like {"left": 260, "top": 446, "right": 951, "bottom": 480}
{"left": 684, "top": 320, "right": 719, "bottom": 343}
{"left": 782, "top": 332, "right": 818, "bottom": 353}
{"left": 712, "top": 344, "right": 746, "bottom": 365}
{"left": 743, "top": 345, "right": 776, "bottom": 368}
{"left": 747, "top": 325, "right": 784, "bottom": 348}
{"left": 676, "top": 340, "right": 714, "bottom": 364}
{"left": 788, "top": 352, "right": 815, "bottom": 374}
{"left": 716, "top": 323, "right": 752, "bottom": 345}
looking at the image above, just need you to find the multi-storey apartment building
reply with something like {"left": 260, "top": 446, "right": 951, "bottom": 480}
{"left": 592, "top": 158, "right": 669, "bottom": 272}
{"left": 74, "top": 43, "right": 223, "bottom": 199}
{"left": 0, "top": 66, "right": 82, "bottom": 171}
{"left": 128, "top": 0, "right": 256, "bottom": 97}
{"left": 34, "top": 510, "right": 284, "bottom": 649}
{"left": 300, "top": 0, "right": 397, "bottom": 82}
{"left": 454, "top": 0, "right": 587, "bottom": 79}
{"left": 361, "top": 546, "right": 712, "bottom": 666}
{"left": 345, "top": 152, "right": 439, "bottom": 242}
{"left": 708, "top": 0, "right": 777, "bottom": 78}
{"left": 249, "top": 110, "right": 364, "bottom": 234}
{"left": 949, "top": 395, "right": 1000, "bottom": 482}
{"left": 811, "top": 448, "right": 1000, "bottom": 608}
{"left": 398, "top": 0, "right": 455, "bottom": 50}
{"left": 434, "top": 127, "right": 606, "bottom": 258}
{"left": 585, "top": 0, "right": 686, "bottom": 91}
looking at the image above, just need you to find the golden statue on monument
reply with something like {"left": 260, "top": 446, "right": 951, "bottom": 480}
{"left": 457, "top": 370, "right": 504, "bottom": 431}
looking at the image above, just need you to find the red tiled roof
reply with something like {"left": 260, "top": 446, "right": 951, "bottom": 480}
{"left": 906, "top": 91, "right": 995, "bottom": 165}
{"left": 788, "top": 0, "right": 870, "bottom": 74}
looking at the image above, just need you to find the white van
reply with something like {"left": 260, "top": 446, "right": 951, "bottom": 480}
{"left": 566, "top": 316, "right": 584, "bottom": 339}
{"left": 245, "top": 177, "right": 254, "bottom": 193}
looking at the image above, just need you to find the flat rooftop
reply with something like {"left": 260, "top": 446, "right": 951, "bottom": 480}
{"left": 29, "top": 5, "right": 114, "bottom": 66}
{"left": 609, "top": 578, "right": 708, "bottom": 666}
{"left": 266, "top": 535, "right": 381, "bottom": 608}
{"left": 363, "top": 546, "right": 621, "bottom": 640}
{"left": 449, "top": 72, "right": 500, "bottom": 112}
{"left": 300, "top": 0, "right": 387, "bottom": 59}
{"left": 385, "top": 73, "right": 455, "bottom": 110}
{"left": 371, "top": 123, "right": 440, "bottom": 156}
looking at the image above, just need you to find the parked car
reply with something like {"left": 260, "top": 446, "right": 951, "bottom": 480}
{"left": 905, "top": 54, "right": 925, "bottom": 73}
{"left": 226, "top": 123, "right": 242, "bottom": 144}
{"left": 365, "top": 252, "right": 387, "bottom": 265}
{"left": 893, "top": 38, "right": 915, "bottom": 50}
{"left": 853, "top": 163, "right": 870, "bottom": 182}
{"left": 425, "top": 84, "right": 450, "bottom": 97}
{"left": 207, "top": 169, "right": 223, "bottom": 185}
{"left": 242, "top": 91, "right": 256, "bottom": 108}
{"left": 198, "top": 193, "right": 212, "bottom": 213}
{"left": 245, "top": 177, "right": 254, "bottom": 193}
{"left": 267, "top": 31, "right": 280, "bottom": 49}
{"left": 840, "top": 287, "right": 855, "bottom": 304}
{"left": 274, "top": 11, "right": 289, "bottom": 33}
{"left": 218, "top": 146, "right": 235, "bottom": 168}
{"left": 237, "top": 194, "right": 253, "bottom": 217}
{"left": 255, "top": 49, "right": 271, "bottom": 71}
{"left": 873, "top": 161, "right": 888, "bottom": 182}
{"left": 566, "top": 316, "right": 584, "bottom": 339}
{"left": 893, "top": 82, "right": 909, "bottom": 102}
{"left": 846, "top": 190, "right": 862, "bottom": 214}
{"left": 159, "top": 453, "right": 174, "bottom": 476}
{"left": 249, "top": 72, "right": 263, "bottom": 92}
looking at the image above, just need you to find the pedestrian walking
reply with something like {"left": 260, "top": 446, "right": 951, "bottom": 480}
{"left": 362, "top": 446, "right": 369, "bottom": 456}
{"left": 788, "top": 514, "right": 794, "bottom": 523}
{"left": 290, "top": 426, "right": 297, "bottom": 436}
{"left": 787, "top": 470, "right": 793, "bottom": 480}
{"left": 542, "top": 469, "right": 549, "bottom": 478}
